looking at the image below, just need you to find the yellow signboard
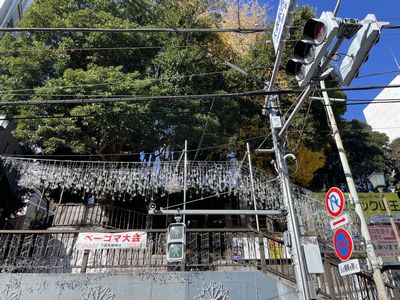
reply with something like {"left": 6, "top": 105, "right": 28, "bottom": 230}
{"left": 356, "top": 193, "right": 400, "bottom": 215}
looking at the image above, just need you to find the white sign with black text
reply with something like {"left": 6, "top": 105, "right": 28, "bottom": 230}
{"left": 272, "top": 0, "right": 294, "bottom": 53}
{"left": 338, "top": 259, "right": 361, "bottom": 276}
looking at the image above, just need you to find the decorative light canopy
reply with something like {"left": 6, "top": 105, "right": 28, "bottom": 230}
{"left": 1, "top": 157, "right": 283, "bottom": 210}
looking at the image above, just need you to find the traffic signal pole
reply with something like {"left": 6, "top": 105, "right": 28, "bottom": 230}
{"left": 264, "top": 48, "right": 311, "bottom": 300}
{"left": 319, "top": 79, "right": 389, "bottom": 300}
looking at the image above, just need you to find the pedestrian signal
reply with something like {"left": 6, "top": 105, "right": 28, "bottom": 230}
{"left": 166, "top": 223, "right": 186, "bottom": 262}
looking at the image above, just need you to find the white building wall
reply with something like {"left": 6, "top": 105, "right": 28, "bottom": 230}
{"left": 0, "top": 0, "right": 33, "bottom": 28}
{"left": 363, "top": 75, "right": 400, "bottom": 142}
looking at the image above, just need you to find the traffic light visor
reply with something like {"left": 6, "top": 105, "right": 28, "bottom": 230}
{"left": 168, "top": 224, "right": 185, "bottom": 240}
{"left": 303, "top": 19, "right": 326, "bottom": 44}
{"left": 286, "top": 59, "right": 305, "bottom": 81}
{"left": 294, "top": 40, "right": 315, "bottom": 64}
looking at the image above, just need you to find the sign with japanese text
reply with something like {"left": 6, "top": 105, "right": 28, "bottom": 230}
{"left": 370, "top": 214, "right": 400, "bottom": 224}
{"left": 360, "top": 196, "right": 400, "bottom": 217}
{"left": 369, "top": 225, "right": 400, "bottom": 257}
{"left": 75, "top": 231, "right": 147, "bottom": 250}
{"left": 272, "top": 0, "right": 295, "bottom": 53}
{"left": 339, "top": 259, "right": 361, "bottom": 276}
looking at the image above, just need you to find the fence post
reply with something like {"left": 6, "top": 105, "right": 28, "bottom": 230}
{"left": 258, "top": 234, "right": 267, "bottom": 273}
{"left": 81, "top": 250, "right": 90, "bottom": 273}
{"left": 324, "top": 259, "right": 337, "bottom": 300}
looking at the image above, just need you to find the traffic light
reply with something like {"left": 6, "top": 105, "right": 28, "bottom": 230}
{"left": 339, "top": 14, "right": 381, "bottom": 86}
{"left": 166, "top": 222, "right": 186, "bottom": 262}
{"left": 286, "top": 11, "right": 339, "bottom": 87}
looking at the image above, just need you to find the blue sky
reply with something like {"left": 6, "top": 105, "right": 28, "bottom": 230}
{"left": 269, "top": 0, "right": 400, "bottom": 121}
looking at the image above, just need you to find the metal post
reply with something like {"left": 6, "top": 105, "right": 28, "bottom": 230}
{"left": 278, "top": 85, "right": 313, "bottom": 138}
{"left": 333, "top": 0, "right": 342, "bottom": 17}
{"left": 263, "top": 42, "right": 310, "bottom": 300}
{"left": 381, "top": 191, "right": 400, "bottom": 249}
{"left": 246, "top": 143, "right": 260, "bottom": 231}
{"left": 183, "top": 140, "right": 188, "bottom": 224}
{"left": 320, "top": 79, "right": 388, "bottom": 300}
{"left": 58, "top": 187, "right": 64, "bottom": 205}
{"left": 36, "top": 187, "right": 46, "bottom": 212}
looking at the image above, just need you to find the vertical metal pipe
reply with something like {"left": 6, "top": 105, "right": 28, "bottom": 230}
{"left": 264, "top": 41, "right": 310, "bottom": 299}
{"left": 183, "top": 140, "right": 188, "bottom": 223}
{"left": 381, "top": 192, "right": 400, "bottom": 249}
{"left": 268, "top": 82, "right": 310, "bottom": 300}
{"left": 333, "top": 0, "right": 342, "bottom": 17}
{"left": 246, "top": 143, "right": 260, "bottom": 231}
{"left": 320, "top": 79, "right": 388, "bottom": 300}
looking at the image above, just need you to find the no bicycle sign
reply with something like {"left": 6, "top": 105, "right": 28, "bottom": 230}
{"left": 325, "top": 187, "right": 345, "bottom": 218}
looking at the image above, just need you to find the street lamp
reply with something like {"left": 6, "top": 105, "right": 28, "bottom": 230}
{"left": 368, "top": 171, "right": 386, "bottom": 191}
{"left": 368, "top": 171, "right": 400, "bottom": 250}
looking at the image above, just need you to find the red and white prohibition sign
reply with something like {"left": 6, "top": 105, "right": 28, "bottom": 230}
{"left": 325, "top": 187, "right": 345, "bottom": 218}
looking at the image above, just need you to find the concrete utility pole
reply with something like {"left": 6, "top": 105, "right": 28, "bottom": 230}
{"left": 320, "top": 80, "right": 389, "bottom": 300}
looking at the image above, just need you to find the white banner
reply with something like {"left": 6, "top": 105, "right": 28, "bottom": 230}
{"left": 75, "top": 231, "right": 147, "bottom": 250}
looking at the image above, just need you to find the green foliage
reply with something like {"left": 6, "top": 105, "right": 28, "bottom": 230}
{"left": 1, "top": 0, "right": 240, "bottom": 160}
{"left": 2, "top": 0, "right": 388, "bottom": 192}
{"left": 389, "top": 138, "right": 400, "bottom": 187}
{"left": 311, "top": 120, "right": 391, "bottom": 191}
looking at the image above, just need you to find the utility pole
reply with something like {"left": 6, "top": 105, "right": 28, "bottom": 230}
{"left": 263, "top": 52, "right": 310, "bottom": 300}
{"left": 320, "top": 80, "right": 389, "bottom": 300}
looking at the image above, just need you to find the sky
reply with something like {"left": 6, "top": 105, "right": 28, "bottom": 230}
{"left": 269, "top": 0, "right": 400, "bottom": 121}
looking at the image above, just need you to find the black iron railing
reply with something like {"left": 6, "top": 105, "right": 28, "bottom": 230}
{"left": 0, "top": 228, "right": 398, "bottom": 299}
{"left": 53, "top": 204, "right": 146, "bottom": 229}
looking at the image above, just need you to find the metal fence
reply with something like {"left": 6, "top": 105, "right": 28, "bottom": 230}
{"left": 53, "top": 204, "right": 146, "bottom": 229}
{"left": 0, "top": 228, "right": 398, "bottom": 299}
{"left": 0, "top": 229, "right": 293, "bottom": 277}
{"left": 316, "top": 258, "right": 400, "bottom": 300}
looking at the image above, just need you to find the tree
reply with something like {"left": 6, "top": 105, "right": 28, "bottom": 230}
{"left": 389, "top": 137, "right": 400, "bottom": 189}
{"left": 1, "top": 0, "right": 241, "bottom": 159}
{"left": 311, "top": 120, "right": 390, "bottom": 191}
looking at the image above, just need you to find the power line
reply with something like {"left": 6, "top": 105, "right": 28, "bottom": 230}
{"left": 0, "top": 105, "right": 263, "bottom": 122}
{"left": 0, "top": 42, "right": 255, "bottom": 54}
{"left": 356, "top": 69, "right": 400, "bottom": 79}
{"left": 0, "top": 90, "right": 281, "bottom": 107}
{"left": 0, "top": 27, "right": 269, "bottom": 33}
{"left": 0, "top": 64, "right": 270, "bottom": 95}
{"left": 0, "top": 70, "right": 232, "bottom": 97}
{"left": 0, "top": 45, "right": 191, "bottom": 53}
{"left": 2, "top": 84, "right": 400, "bottom": 107}
{"left": 1, "top": 133, "right": 269, "bottom": 158}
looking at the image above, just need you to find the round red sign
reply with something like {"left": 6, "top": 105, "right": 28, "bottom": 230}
{"left": 333, "top": 228, "right": 353, "bottom": 261}
{"left": 325, "top": 187, "right": 345, "bottom": 218}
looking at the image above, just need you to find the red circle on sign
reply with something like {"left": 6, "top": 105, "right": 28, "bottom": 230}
{"left": 333, "top": 228, "right": 353, "bottom": 261}
{"left": 325, "top": 187, "right": 345, "bottom": 217}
